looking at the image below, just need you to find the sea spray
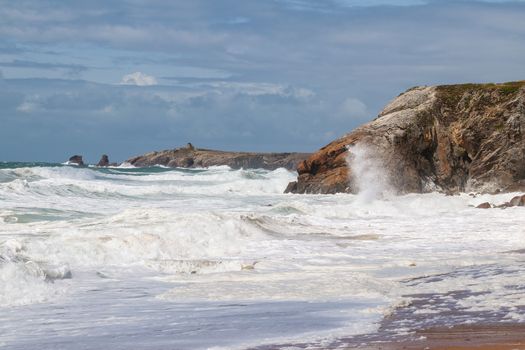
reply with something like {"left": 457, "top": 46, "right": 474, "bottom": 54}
{"left": 346, "top": 143, "right": 392, "bottom": 202}
{"left": 1, "top": 162, "right": 524, "bottom": 349}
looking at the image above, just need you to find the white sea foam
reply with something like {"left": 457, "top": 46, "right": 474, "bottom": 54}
{"left": 346, "top": 143, "right": 393, "bottom": 202}
{"left": 0, "top": 163, "right": 524, "bottom": 349}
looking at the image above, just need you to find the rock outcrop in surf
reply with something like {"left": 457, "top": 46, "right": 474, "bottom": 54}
{"left": 126, "top": 144, "right": 310, "bottom": 171}
{"left": 286, "top": 81, "right": 525, "bottom": 194}
{"left": 68, "top": 155, "right": 84, "bottom": 166}
{"left": 96, "top": 154, "right": 117, "bottom": 167}
{"left": 476, "top": 194, "right": 525, "bottom": 209}
{"left": 96, "top": 154, "right": 110, "bottom": 167}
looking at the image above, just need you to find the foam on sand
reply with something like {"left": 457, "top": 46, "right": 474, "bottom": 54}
{"left": 0, "top": 163, "right": 524, "bottom": 349}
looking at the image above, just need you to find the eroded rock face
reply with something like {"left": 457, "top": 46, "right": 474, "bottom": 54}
{"left": 287, "top": 81, "right": 525, "bottom": 194}
{"left": 68, "top": 155, "right": 84, "bottom": 166}
{"left": 126, "top": 144, "right": 310, "bottom": 171}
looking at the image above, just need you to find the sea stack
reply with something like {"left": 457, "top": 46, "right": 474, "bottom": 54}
{"left": 97, "top": 154, "right": 110, "bottom": 167}
{"left": 68, "top": 155, "right": 85, "bottom": 166}
{"left": 286, "top": 81, "right": 525, "bottom": 194}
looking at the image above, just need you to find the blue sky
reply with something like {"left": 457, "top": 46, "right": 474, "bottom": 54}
{"left": 1, "top": 0, "right": 525, "bottom": 162}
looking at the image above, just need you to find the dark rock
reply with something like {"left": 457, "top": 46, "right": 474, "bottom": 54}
{"left": 476, "top": 202, "right": 492, "bottom": 209}
{"left": 284, "top": 181, "right": 298, "bottom": 193}
{"left": 97, "top": 154, "right": 110, "bottom": 167}
{"left": 509, "top": 194, "right": 525, "bottom": 206}
{"left": 126, "top": 145, "right": 311, "bottom": 171}
{"left": 288, "top": 81, "right": 525, "bottom": 194}
{"left": 68, "top": 155, "right": 84, "bottom": 166}
{"left": 482, "top": 193, "right": 525, "bottom": 209}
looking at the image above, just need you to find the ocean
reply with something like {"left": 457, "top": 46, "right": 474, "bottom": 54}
{"left": 0, "top": 162, "right": 524, "bottom": 349}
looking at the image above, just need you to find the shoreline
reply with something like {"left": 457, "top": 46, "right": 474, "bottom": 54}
{"left": 347, "top": 324, "right": 525, "bottom": 350}
{"left": 251, "top": 262, "right": 525, "bottom": 350}
{"left": 250, "top": 323, "right": 525, "bottom": 350}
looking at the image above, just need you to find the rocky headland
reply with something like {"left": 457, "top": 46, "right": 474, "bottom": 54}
{"left": 126, "top": 144, "right": 310, "bottom": 171}
{"left": 286, "top": 81, "right": 525, "bottom": 194}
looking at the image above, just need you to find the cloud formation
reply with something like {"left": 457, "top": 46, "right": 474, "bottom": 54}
{"left": 120, "top": 72, "right": 158, "bottom": 86}
{"left": 0, "top": 0, "right": 524, "bottom": 162}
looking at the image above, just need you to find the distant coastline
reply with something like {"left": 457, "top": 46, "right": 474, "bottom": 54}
{"left": 67, "top": 143, "right": 311, "bottom": 171}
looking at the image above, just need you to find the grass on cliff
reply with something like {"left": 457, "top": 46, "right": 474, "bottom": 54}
{"left": 436, "top": 80, "right": 525, "bottom": 108}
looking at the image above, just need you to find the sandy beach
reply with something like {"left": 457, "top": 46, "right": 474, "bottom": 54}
{"left": 249, "top": 324, "right": 525, "bottom": 349}
{"left": 251, "top": 272, "right": 525, "bottom": 350}
{"left": 350, "top": 324, "right": 525, "bottom": 350}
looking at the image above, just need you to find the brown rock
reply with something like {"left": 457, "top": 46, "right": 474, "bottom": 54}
{"left": 509, "top": 194, "right": 525, "bottom": 206}
{"left": 476, "top": 202, "right": 492, "bottom": 209}
{"left": 288, "top": 81, "right": 525, "bottom": 194}
{"left": 284, "top": 181, "right": 298, "bottom": 193}
{"left": 97, "top": 154, "right": 110, "bottom": 167}
{"left": 68, "top": 155, "right": 84, "bottom": 166}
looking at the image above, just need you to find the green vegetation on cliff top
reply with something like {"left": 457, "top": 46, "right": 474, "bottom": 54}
{"left": 436, "top": 80, "right": 525, "bottom": 108}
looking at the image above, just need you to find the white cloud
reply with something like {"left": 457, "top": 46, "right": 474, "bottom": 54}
{"left": 17, "top": 101, "right": 37, "bottom": 112}
{"left": 199, "top": 81, "right": 315, "bottom": 99}
{"left": 16, "top": 94, "right": 41, "bottom": 113}
{"left": 120, "top": 71, "right": 158, "bottom": 86}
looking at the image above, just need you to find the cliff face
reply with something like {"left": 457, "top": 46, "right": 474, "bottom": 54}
{"left": 286, "top": 81, "right": 525, "bottom": 194}
{"left": 126, "top": 145, "right": 311, "bottom": 171}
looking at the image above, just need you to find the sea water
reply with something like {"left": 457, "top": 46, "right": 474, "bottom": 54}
{"left": 0, "top": 162, "right": 524, "bottom": 349}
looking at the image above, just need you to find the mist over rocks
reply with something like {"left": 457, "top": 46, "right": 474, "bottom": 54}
{"left": 287, "top": 81, "right": 525, "bottom": 194}
{"left": 126, "top": 144, "right": 310, "bottom": 171}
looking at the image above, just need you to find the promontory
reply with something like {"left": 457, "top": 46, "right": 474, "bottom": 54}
{"left": 126, "top": 144, "right": 310, "bottom": 171}
{"left": 286, "top": 81, "right": 525, "bottom": 194}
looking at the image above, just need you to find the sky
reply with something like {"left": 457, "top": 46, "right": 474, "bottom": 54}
{"left": 1, "top": 0, "right": 525, "bottom": 162}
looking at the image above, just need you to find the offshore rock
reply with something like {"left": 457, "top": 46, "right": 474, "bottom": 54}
{"left": 126, "top": 144, "right": 310, "bottom": 171}
{"left": 68, "top": 155, "right": 84, "bottom": 166}
{"left": 96, "top": 154, "right": 117, "bottom": 167}
{"left": 97, "top": 154, "right": 110, "bottom": 167}
{"left": 287, "top": 81, "right": 525, "bottom": 194}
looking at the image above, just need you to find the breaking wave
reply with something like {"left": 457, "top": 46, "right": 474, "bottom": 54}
{"left": 1, "top": 162, "right": 524, "bottom": 349}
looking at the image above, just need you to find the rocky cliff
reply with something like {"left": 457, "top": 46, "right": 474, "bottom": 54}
{"left": 286, "top": 81, "right": 525, "bottom": 194}
{"left": 126, "top": 144, "right": 310, "bottom": 171}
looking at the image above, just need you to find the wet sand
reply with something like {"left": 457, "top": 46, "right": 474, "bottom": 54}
{"left": 349, "top": 324, "right": 525, "bottom": 349}
{"left": 250, "top": 258, "right": 525, "bottom": 350}
{"left": 250, "top": 323, "right": 525, "bottom": 350}
{"left": 251, "top": 289, "right": 525, "bottom": 350}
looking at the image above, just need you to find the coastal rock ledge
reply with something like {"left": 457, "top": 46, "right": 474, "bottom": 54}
{"left": 286, "top": 81, "right": 525, "bottom": 194}
{"left": 126, "top": 144, "right": 310, "bottom": 171}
